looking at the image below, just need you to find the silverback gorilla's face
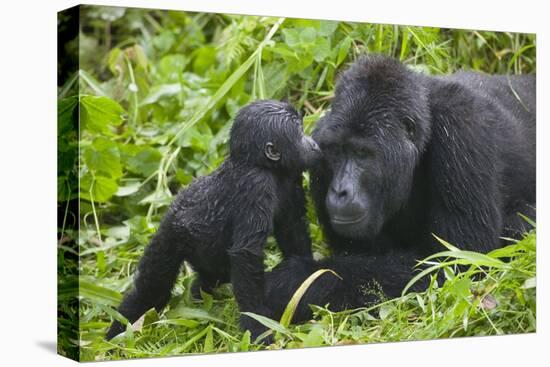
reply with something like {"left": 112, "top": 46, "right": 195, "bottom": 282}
{"left": 312, "top": 56, "right": 431, "bottom": 240}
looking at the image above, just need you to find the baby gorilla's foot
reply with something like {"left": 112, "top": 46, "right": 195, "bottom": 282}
{"left": 190, "top": 278, "right": 218, "bottom": 300}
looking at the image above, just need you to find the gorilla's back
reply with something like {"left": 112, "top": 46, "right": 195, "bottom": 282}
{"left": 447, "top": 71, "right": 535, "bottom": 130}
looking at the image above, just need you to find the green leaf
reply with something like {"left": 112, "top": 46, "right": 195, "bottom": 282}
{"left": 83, "top": 138, "right": 122, "bottom": 179}
{"left": 432, "top": 234, "right": 461, "bottom": 252}
{"left": 165, "top": 306, "right": 226, "bottom": 324}
{"left": 80, "top": 174, "right": 119, "bottom": 203}
{"left": 58, "top": 96, "right": 78, "bottom": 134}
{"left": 79, "top": 279, "right": 121, "bottom": 306}
{"left": 453, "top": 278, "right": 472, "bottom": 298}
{"left": 115, "top": 181, "right": 141, "bottom": 197}
{"left": 192, "top": 46, "right": 216, "bottom": 75}
{"left": 80, "top": 95, "right": 125, "bottom": 134}
{"left": 379, "top": 304, "right": 393, "bottom": 320}
{"left": 154, "top": 319, "right": 200, "bottom": 328}
{"left": 122, "top": 145, "right": 162, "bottom": 177}
{"left": 204, "top": 326, "right": 214, "bottom": 353}
{"left": 300, "top": 27, "right": 316, "bottom": 44}
{"left": 522, "top": 277, "right": 536, "bottom": 289}
{"left": 241, "top": 312, "right": 290, "bottom": 336}
{"left": 312, "top": 38, "right": 331, "bottom": 62}
{"left": 282, "top": 28, "right": 300, "bottom": 47}
{"left": 319, "top": 21, "right": 338, "bottom": 36}
{"left": 239, "top": 331, "right": 251, "bottom": 351}
{"left": 337, "top": 37, "right": 352, "bottom": 66}
{"left": 303, "top": 324, "right": 325, "bottom": 347}
{"left": 420, "top": 250, "right": 509, "bottom": 268}
{"left": 141, "top": 83, "right": 182, "bottom": 105}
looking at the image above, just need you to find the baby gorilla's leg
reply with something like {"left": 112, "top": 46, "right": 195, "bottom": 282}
{"left": 106, "top": 230, "right": 186, "bottom": 340}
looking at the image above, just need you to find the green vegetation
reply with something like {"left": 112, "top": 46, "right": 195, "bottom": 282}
{"left": 57, "top": 5, "right": 536, "bottom": 361}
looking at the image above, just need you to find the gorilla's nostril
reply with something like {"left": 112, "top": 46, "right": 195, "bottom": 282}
{"left": 337, "top": 190, "right": 348, "bottom": 199}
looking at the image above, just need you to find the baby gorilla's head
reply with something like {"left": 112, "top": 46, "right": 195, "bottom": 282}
{"left": 229, "top": 100, "right": 321, "bottom": 172}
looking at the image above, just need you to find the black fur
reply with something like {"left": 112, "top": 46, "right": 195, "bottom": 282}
{"left": 106, "top": 100, "right": 320, "bottom": 340}
{"left": 265, "top": 55, "right": 535, "bottom": 316}
{"left": 264, "top": 253, "right": 427, "bottom": 323}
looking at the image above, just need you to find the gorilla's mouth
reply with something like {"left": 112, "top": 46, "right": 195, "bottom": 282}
{"left": 330, "top": 213, "right": 367, "bottom": 225}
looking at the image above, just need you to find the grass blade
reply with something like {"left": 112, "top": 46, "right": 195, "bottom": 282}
{"left": 280, "top": 268, "right": 341, "bottom": 328}
{"left": 240, "top": 312, "right": 290, "bottom": 336}
{"left": 79, "top": 279, "right": 122, "bottom": 306}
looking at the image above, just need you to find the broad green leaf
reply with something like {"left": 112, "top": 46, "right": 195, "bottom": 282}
{"left": 319, "top": 20, "right": 338, "bottom": 36}
{"left": 192, "top": 46, "right": 216, "bottom": 75}
{"left": 115, "top": 181, "right": 141, "bottom": 197}
{"left": 141, "top": 83, "right": 182, "bottom": 105}
{"left": 80, "top": 174, "right": 119, "bottom": 203}
{"left": 300, "top": 27, "right": 316, "bottom": 44}
{"left": 122, "top": 145, "right": 162, "bottom": 177}
{"left": 302, "top": 324, "right": 325, "bottom": 347}
{"left": 83, "top": 138, "right": 122, "bottom": 179}
{"left": 80, "top": 95, "right": 126, "bottom": 134}
{"left": 58, "top": 96, "right": 78, "bottom": 134}
{"left": 282, "top": 28, "right": 300, "bottom": 47}
{"left": 453, "top": 277, "right": 472, "bottom": 298}
{"left": 312, "top": 38, "right": 331, "bottom": 62}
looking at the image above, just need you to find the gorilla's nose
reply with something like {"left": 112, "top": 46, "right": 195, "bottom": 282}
{"left": 327, "top": 182, "right": 352, "bottom": 208}
{"left": 326, "top": 182, "right": 366, "bottom": 224}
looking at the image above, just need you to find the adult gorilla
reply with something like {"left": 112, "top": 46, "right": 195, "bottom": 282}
{"left": 311, "top": 54, "right": 535, "bottom": 258}
{"left": 264, "top": 55, "right": 535, "bottom": 322}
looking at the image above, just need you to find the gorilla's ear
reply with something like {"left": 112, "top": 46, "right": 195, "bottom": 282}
{"left": 265, "top": 142, "right": 281, "bottom": 161}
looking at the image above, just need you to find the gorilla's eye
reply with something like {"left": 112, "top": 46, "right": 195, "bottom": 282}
{"left": 356, "top": 147, "right": 371, "bottom": 158}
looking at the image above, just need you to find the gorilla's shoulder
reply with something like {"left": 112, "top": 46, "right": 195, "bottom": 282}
{"left": 427, "top": 76, "right": 488, "bottom": 120}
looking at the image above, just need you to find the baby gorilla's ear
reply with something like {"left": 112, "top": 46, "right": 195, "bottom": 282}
{"left": 264, "top": 142, "right": 281, "bottom": 162}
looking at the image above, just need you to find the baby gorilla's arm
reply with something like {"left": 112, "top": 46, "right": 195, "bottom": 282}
{"left": 274, "top": 178, "right": 313, "bottom": 259}
{"left": 227, "top": 208, "right": 272, "bottom": 341}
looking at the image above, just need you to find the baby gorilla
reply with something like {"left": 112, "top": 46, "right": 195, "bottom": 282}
{"left": 106, "top": 100, "right": 320, "bottom": 340}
